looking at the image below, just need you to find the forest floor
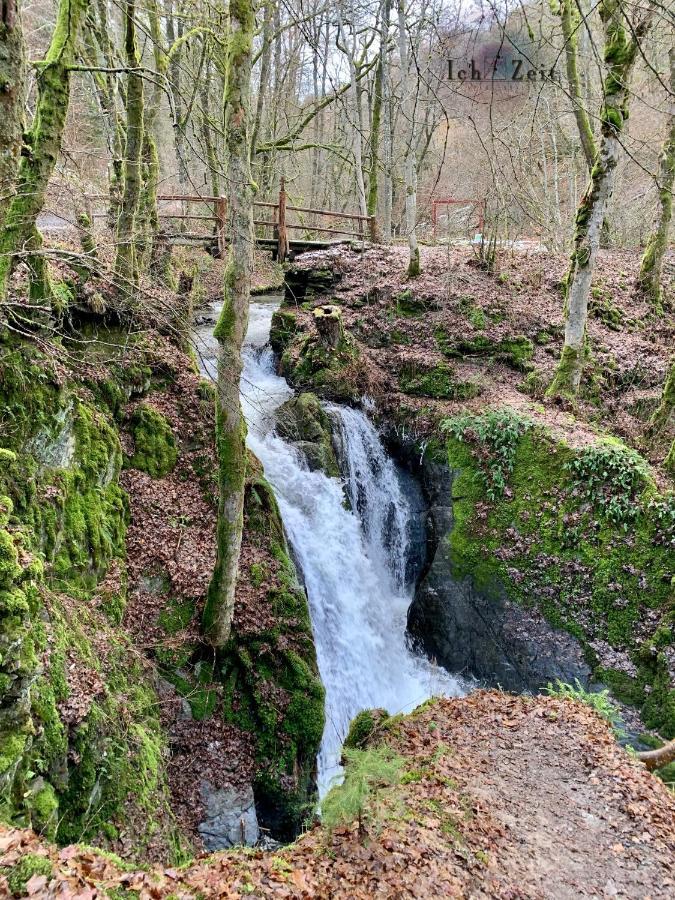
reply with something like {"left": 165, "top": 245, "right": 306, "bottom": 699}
{"left": 282, "top": 243, "right": 674, "bottom": 479}
{"left": 2, "top": 692, "right": 674, "bottom": 898}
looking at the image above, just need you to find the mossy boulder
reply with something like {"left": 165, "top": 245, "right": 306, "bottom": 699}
{"left": 399, "top": 363, "right": 482, "bottom": 401}
{"left": 270, "top": 309, "right": 299, "bottom": 355}
{"left": 409, "top": 411, "right": 674, "bottom": 736}
{"left": 126, "top": 404, "right": 177, "bottom": 478}
{"left": 275, "top": 393, "right": 339, "bottom": 476}
{"left": 280, "top": 332, "right": 362, "bottom": 402}
{"left": 436, "top": 330, "right": 535, "bottom": 372}
{"left": 219, "top": 473, "right": 325, "bottom": 840}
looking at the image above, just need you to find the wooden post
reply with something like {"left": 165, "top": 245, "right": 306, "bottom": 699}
{"left": 215, "top": 195, "right": 227, "bottom": 258}
{"left": 432, "top": 200, "right": 437, "bottom": 244}
{"left": 277, "top": 177, "right": 289, "bottom": 262}
{"left": 369, "top": 216, "right": 381, "bottom": 244}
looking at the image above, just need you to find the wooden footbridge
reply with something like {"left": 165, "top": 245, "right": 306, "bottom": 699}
{"left": 153, "top": 179, "right": 378, "bottom": 261}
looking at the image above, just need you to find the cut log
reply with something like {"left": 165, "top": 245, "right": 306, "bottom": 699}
{"left": 636, "top": 739, "right": 675, "bottom": 772}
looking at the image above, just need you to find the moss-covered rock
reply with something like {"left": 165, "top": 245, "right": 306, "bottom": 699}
{"left": 219, "top": 473, "right": 324, "bottom": 840}
{"left": 409, "top": 410, "right": 674, "bottom": 735}
{"left": 275, "top": 392, "right": 339, "bottom": 476}
{"left": 279, "top": 331, "right": 363, "bottom": 402}
{"left": 0, "top": 335, "right": 182, "bottom": 859}
{"left": 270, "top": 309, "right": 298, "bottom": 355}
{"left": 436, "top": 330, "right": 535, "bottom": 372}
{"left": 125, "top": 403, "right": 177, "bottom": 478}
{"left": 399, "top": 363, "right": 482, "bottom": 401}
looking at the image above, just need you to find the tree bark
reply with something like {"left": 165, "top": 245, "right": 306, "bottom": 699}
{"left": 0, "top": 0, "right": 89, "bottom": 302}
{"left": 547, "top": 0, "right": 654, "bottom": 398}
{"left": 0, "top": 0, "right": 26, "bottom": 234}
{"left": 381, "top": 0, "right": 392, "bottom": 242}
{"left": 367, "top": 25, "right": 384, "bottom": 220}
{"left": 337, "top": 2, "right": 368, "bottom": 219}
{"left": 397, "top": 0, "right": 419, "bottom": 276}
{"left": 559, "top": 0, "right": 597, "bottom": 173}
{"left": 647, "top": 357, "right": 674, "bottom": 473}
{"left": 637, "top": 47, "right": 675, "bottom": 310}
{"left": 114, "top": 0, "right": 144, "bottom": 290}
{"left": 203, "top": 0, "right": 255, "bottom": 647}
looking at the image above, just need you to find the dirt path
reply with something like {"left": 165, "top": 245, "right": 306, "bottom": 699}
{"left": 458, "top": 696, "right": 675, "bottom": 898}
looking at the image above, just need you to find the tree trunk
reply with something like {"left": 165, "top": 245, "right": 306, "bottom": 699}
{"left": 637, "top": 47, "right": 675, "bottom": 310}
{"left": 114, "top": 0, "right": 144, "bottom": 290}
{"left": 367, "top": 31, "right": 384, "bottom": 219}
{"left": 203, "top": 0, "right": 255, "bottom": 647}
{"left": 547, "top": 0, "right": 653, "bottom": 398}
{"left": 381, "top": 0, "right": 392, "bottom": 242}
{"left": 647, "top": 357, "right": 674, "bottom": 473}
{"left": 337, "top": 3, "right": 368, "bottom": 219}
{"left": 0, "top": 0, "right": 88, "bottom": 302}
{"left": 0, "top": 0, "right": 26, "bottom": 236}
{"left": 559, "top": 0, "right": 597, "bottom": 173}
{"left": 397, "top": 0, "right": 419, "bottom": 276}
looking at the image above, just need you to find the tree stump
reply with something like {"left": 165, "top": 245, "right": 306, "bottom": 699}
{"left": 313, "top": 305, "right": 344, "bottom": 348}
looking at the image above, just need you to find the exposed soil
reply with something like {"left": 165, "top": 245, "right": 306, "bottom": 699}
{"left": 3, "top": 692, "right": 673, "bottom": 898}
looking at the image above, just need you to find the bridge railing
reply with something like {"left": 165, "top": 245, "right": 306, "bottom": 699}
{"left": 88, "top": 180, "right": 378, "bottom": 261}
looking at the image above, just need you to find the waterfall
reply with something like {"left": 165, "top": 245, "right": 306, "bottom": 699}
{"left": 195, "top": 299, "right": 463, "bottom": 796}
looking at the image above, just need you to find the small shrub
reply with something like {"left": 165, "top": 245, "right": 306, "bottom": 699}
{"left": 442, "top": 409, "right": 533, "bottom": 500}
{"left": 545, "top": 679, "right": 622, "bottom": 732}
{"left": 564, "top": 442, "right": 649, "bottom": 529}
{"left": 321, "top": 747, "right": 404, "bottom": 835}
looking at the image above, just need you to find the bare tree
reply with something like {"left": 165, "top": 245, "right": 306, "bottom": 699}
{"left": 637, "top": 46, "right": 675, "bottom": 310}
{"left": 547, "top": 0, "right": 655, "bottom": 399}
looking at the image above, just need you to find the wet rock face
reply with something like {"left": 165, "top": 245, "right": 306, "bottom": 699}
{"left": 407, "top": 459, "right": 592, "bottom": 694}
{"left": 198, "top": 782, "right": 259, "bottom": 850}
{"left": 275, "top": 392, "right": 340, "bottom": 477}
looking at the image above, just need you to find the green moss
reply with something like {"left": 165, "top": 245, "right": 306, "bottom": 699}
{"left": 125, "top": 404, "right": 177, "bottom": 478}
{"left": 440, "top": 412, "right": 674, "bottom": 735}
{"left": 219, "top": 474, "right": 324, "bottom": 838}
{"left": 6, "top": 853, "right": 53, "bottom": 896}
{"left": 281, "top": 333, "right": 361, "bottom": 402}
{"left": 344, "top": 709, "right": 390, "bottom": 750}
{"left": 436, "top": 330, "right": 534, "bottom": 372}
{"left": 26, "top": 781, "right": 58, "bottom": 835}
{"left": 399, "top": 363, "right": 482, "bottom": 401}
{"left": 270, "top": 309, "right": 298, "bottom": 355}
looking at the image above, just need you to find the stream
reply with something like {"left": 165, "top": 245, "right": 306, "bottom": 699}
{"left": 195, "top": 297, "right": 463, "bottom": 795}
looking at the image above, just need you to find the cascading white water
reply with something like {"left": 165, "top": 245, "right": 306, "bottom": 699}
{"left": 195, "top": 299, "right": 463, "bottom": 795}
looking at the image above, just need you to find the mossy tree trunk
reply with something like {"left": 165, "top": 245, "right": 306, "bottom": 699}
{"left": 84, "top": 0, "right": 126, "bottom": 228}
{"left": 114, "top": 0, "right": 144, "bottom": 290}
{"left": 0, "top": 0, "right": 26, "bottom": 236}
{"left": 137, "top": 0, "right": 168, "bottom": 270}
{"left": 637, "top": 47, "right": 674, "bottom": 311}
{"left": 547, "top": 0, "right": 654, "bottom": 398}
{"left": 558, "top": 0, "right": 597, "bottom": 172}
{"left": 648, "top": 357, "right": 674, "bottom": 473}
{"left": 0, "top": 0, "right": 88, "bottom": 303}
{"left": 396, "top": 0, "right": 419, "bottom": 277}
{"left": 203, "top": 0, "right": 255, "bottom": 647}
{"left": 367, "top": 29, "right": 384, "bottom": 220}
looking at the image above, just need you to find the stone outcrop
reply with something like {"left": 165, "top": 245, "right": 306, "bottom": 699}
{"left": 275, "top": 392, "right": 339, "bottom": 476}
{"left": 407, "top": 457, "right": 593, "bottom": 694}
